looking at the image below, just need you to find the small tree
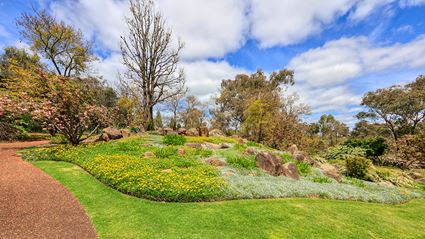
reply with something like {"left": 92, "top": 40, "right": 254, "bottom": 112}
{"left": 154, "top": 109, "right": 163, "bottom": 128}
{"left": 33, "top": 76, "right": 109, "bottom": 145}
{"left": 120, "top": 0, "right": 185, "bottom": 130}
{"left": 17, "top": 9, "right": 95, "bottom": 77}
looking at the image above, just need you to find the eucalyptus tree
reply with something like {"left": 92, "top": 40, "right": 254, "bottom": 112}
{"left": 120, "top": 0, "right": 185, "bottom": 130}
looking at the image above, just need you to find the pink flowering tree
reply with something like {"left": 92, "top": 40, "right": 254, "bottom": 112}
{"left": 33, "top": 76, "right": 110, "bottom": 145}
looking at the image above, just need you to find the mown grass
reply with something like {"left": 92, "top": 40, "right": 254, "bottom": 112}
{"left": 34, "top": 161, "right": 425, "bottom": 239}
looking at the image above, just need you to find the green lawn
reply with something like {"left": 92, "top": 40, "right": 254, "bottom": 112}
{"left": 34, "top": 161, "right": 425, "bottom": 239}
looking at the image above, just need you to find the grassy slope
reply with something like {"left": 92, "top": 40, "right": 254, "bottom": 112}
{"left": 34, "top": 161, "right": 425, "bottom": 239}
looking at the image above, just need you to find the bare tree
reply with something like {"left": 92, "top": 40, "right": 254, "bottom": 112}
{"left": 166, "top": 92, "right": 185, "bottom": 130}
{"left": 17, "top": 9, "right": 94, "bottom": 77}
{"left": 120, "top": 0, "right": 185, "bottom": 130}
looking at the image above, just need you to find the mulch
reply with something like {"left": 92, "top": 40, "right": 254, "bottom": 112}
{"left": 0, "top": 141, "right": 97, "bottom": 239}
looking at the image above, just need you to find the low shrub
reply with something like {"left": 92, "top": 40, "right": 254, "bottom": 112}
{"left": 325, "top": 145, "right": 366, "bottom": 161}
{"left": 153, "top": 146, "right": 178, "bottom": 158}
{"left": 312, "top": 176, "right": 333, "bottom": 184}
{"left": 279, "top": 152, "right": 293, "bottom": 163}
{"left": 163, "top": 134, "right": 187, "bottom": 146}
{"left": 50, "top": 135, "right": 70, "bottom": 144}
{"left": 345, "top": 156, "right": 372, "bottom": 180}
{"left": 227, "top": 156, "right": 257, "bottom": 169}
{"left": 295, "top": 161, "right": 312, "bottom": 176}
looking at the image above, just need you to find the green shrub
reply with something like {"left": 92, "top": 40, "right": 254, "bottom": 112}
{"left": 313, "top": 176, "right": 333, "bottom": 183}
{"left": 345, "top": 156, "right": 372, "bottom": 180}
{"left": 153, "top": 146, "right": 178, "bottom": 158}
{"left": 279, "top": 152, "right": 293, "bottom": 163}
{"left": 227, "top": 156, "right": 257, "bottom": 169}
{"left": 343, "top": 137, "right": 388, "bottom": 158}
{"left": 163, "top": 134, "right": 186, "bottom": 146}
{"left": 325, "top": 145, "right": 366, "bottom": 161}
{"left": 295, "top": 161, "right": 312, "bottom": 176}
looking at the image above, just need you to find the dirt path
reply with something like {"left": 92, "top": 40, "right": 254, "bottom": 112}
{"left": 0, "top": 141, "right": 97, "bottom": 239}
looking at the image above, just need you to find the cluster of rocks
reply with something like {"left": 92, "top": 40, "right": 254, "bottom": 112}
{"left": 95, "top": 127, "right": 141, "bottom": 142}
{"left": 287, "top": 144, "right": 341, "bottom": 182}
{"left": 157, "top": 127, "right": 226, "bottom": 137}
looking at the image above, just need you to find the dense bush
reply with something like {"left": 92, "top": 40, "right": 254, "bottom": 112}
{"left": 162, "top": 134, "right": 186, "bottom": 146}
{"left": 394, "top": 134, "right": 425, "bottom": 169}
{"left": 343, "top": 137, "right": 388, "bottom": 158}
{"left": 227, "top": 156, "right": 257, "bottom": 169}
{"left": 345, "top": 156, "right": 372, "bottom": 180}
{"left": 325, "top": 145, "right": 366, "bottom": 161}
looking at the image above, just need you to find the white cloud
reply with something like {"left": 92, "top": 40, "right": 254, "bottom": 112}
{"left": 48, "top": 0, "right": 248, "bottom": 60}
{"left": 289, "top": 35, "right": 425, "bottom": 87}
{"left": 249, "top": 0, "right": 355, "bottom": 48}
{"left": 158, "top": 0, "right": 248, "bottom": 60}
{"left": 182, "top": 60, "right": 246, "bottom": 101}
{"left": 399, "top": 0, "right": 425, "bottom": 7}
{"left": 49, "top": 0, "right": 129, "bottom": 51}
{"left": 287, "top": 34, "right": 425, "bottom": 122}
{"left": 349, "top": 0, "right": 394, "bottom": 20}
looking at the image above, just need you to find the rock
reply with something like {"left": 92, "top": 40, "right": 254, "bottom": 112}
{"left": 239, "top": 138, "right": 248, "bottom": 144}
{"left": 282, "top": 162, "right": 300, "bottom": 180}
{"left": 205, "top": 142, "right": 221, "bottom": 150}
{"left": 294, "top": 152, "right": 315, "bottom": 165}
{"left": 378, "top": 181, "right": 395, "bottom": 188}
{"left": 206, "top": 157, "right": 227, "bottom": 167}
{"left": 223, "top": 171, "right": 234, "bottom": 177}
{"left": 209, "top": 129, "right": 225, "bottom": 137}
{"left": 198, "top": 126, "right": 209, "bottom": 137}
{"left": 177, "top": 148, "right": 185, "bottom": 156}
{"left": 287, "top": 144, "right": 298, "bottom": 156}
{"left": 177, "top": 128, "right": 187, "bottom": 135}
{"left": 255, "top": 152, "right": 284, "bottom": 176}
{"left": 159, "top": 127, "right": 174, "bottom": 135}
{"left": 184, "top": 142, "right": 203, "bottom": 149}
{"left": 96, "top": 133, "right": 110, "bottom": 142}
{"left": 103, "top": 127, "right": 123, "bottom": 140}
{"left": 248, "top": 172, "right": 257, "bottom": 177}
{"left": 219, "top": 143, "right": 231, "bottom": 149}
{"left": 161, "top": 169, "right": 173, "bottom": 173}
{"left": 121, "top": 129, "right": 131, "bottom": 138}
{"left": 317, "top": 163, "right": 341, "bottom": 182}
{"left": 186, "top": 128, "right": 199, "bottom": 136}
{"left": 143, "top": 152, "right": 155, "bottom": 158}
{"left": 244, "top": 147, "right": 257, "bottom": 156}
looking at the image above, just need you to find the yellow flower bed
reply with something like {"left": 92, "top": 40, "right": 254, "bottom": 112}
{"left": 22, "top": 138, "right": 225, "bottom": 202}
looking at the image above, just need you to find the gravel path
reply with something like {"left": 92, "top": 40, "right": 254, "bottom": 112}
{"left": 0, "top": 141, "right": 97, "bottom": 239}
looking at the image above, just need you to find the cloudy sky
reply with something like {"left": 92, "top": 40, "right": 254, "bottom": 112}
{"left": 1, "top": 0, "right": 425, "bottom": 125}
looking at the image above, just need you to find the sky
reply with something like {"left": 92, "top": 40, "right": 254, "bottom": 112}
{"left": 1, "top": 0, "right": 425, "bottom": 126}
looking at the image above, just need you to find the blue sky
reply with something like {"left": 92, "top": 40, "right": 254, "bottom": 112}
{"left": 1, "top": 0, "right": 425, "bottom": 126}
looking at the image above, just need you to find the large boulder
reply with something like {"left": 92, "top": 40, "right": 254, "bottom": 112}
{"left": 317, "top": 163, "right": 341, "bottom": 182}
{"left": 255, "top": 152, "right": 284, "bottom": 176}
{"left": 177, "top": 128, "right": 187, "bottom": 135}
{"left": 121, "top": 129, "right": 131, "bottom": 138}
{"left": 103, "top": 127, "right": 123, "bottom": 140}
{"left": 206, "top": 157, "right": 227, "bottom": 167}
{"left": 198, "top": 126, "right": 209, "bottom": 137}
{"left": 294, "top": 152, "right": 315, "bottom": 165}
{"left": 95, "top": 133, "right": 110, "bottom": 142}
{"left": 282, "top": 162, "right": 300, "bottom": 180}
{"left": 209, "top": 129, "right": 225, "bottom": 137}
{"left": 185, "top": 128, "right": 198, "bottom": 136}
